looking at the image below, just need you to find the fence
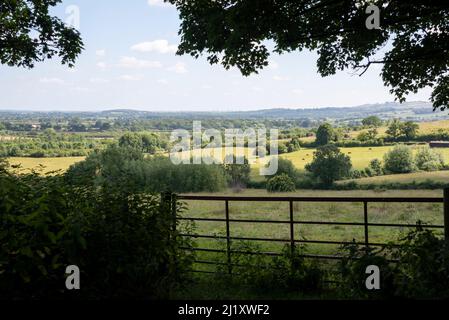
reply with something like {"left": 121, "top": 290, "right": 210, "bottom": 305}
{"left": 174, "top": 191, "right": 449, "bottom": 274}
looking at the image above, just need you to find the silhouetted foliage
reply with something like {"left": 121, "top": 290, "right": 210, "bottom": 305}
{"left": 0, "top": 164, "right": 193, "bottom": 299}
{"left": 170, "top": 0, "right": 449, "bottom": 110}
{"left": 0, "top": 0, "right": 83, "bottom": 68}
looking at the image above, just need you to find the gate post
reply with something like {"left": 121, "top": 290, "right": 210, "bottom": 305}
{"left": 444, "top": 188, "right": 449, "bottom": 243}
{"left": 289, "top": 201, "right": 295, "bottom": 257}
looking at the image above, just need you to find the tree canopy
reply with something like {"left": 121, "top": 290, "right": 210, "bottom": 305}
{"left": 315, "top": 122, "right": 335, "bottom": 146}
{"left": 0, "top": 0, "right": 83, "bottom": 68}
{"left": 170, "top": 0, "right": 449, "bottom": 110}
{"left": 305, "top": 144, "right": 352, "bottom": 185}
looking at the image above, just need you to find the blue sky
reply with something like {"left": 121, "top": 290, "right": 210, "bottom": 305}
{"left": 0, "top": 0, "right": 432, "bottom": 112}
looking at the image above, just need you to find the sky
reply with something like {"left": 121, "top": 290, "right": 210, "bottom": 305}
{"left": 0, "top": 0, "right": 433, "bottom": 112}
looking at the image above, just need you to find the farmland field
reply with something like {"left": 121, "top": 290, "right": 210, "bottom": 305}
{"left": 7, "top": 157, "right": 85, "bottom": 174}
{"left": 347, "top": 119, "right": 449, "bottom": 139}
{"left": 259, "top": 144, "right": 449, "bottom": 173}
{"left": 340, "top": 170, "right": 449, "bottom": 185}
{"left": 7, "top": 143, "right": 449, "bottom": 176}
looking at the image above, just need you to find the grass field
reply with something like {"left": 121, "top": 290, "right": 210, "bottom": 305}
{"left": 7, "top": 143, "right": 449, "bottom": 179}
{"left": 180, "top": 189, "right": 445, "bottom": 273}
{"left": 341, "top": 170, "right": 449, "bottom": 185}
{"left": 7, "top": 157, "right": 85, "bottom": 174}
{"left": 347, "top": 119, "right": 449, "bottom": 139}
{"left": 281, "top": 146, "right": 394, "bottom": 170}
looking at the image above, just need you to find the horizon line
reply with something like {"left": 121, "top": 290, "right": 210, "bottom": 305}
{"left": 0, "top": 100, "right": 432, "bottom": 114}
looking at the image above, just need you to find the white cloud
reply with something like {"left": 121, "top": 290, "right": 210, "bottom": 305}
{"left": 96, "top": 49, "right": 106, "bottom": 57}
{"left": 39, "top": 77, "right": 65, "bottom": 85}
{"left": 71, "top": 86, "right": 91, "bottom": 93}
{"left": 96, "top": 62, "right": 107, "bottom": 69}
{"left": 148, "top": 0, "right": 172, "bottom": 7}
{"left": 90, "top": 78, "right": 109, "bottom": 84}
{"left": 292, "top": 89, "right": 304, "bottom": 95}
{"left": 118, "top": 75, "right": 143, "bottom": 81}
{"left": 118, "top": 56, "right": 163, "bottom": 69}
{"left": 131, "top": 40, "right": 177, "bottom": 54}
{"left": 273, "top": 75, "right": 289, "bottom": 81}
{"left": 157, "top": 79, "right": 169, "bottom": 85}
{"left": 168, "top": 62, "right": 187, "bottom": 74}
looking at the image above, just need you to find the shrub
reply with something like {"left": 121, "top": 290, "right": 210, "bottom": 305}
{"left": 266, "top": 174, "right": 296, "bottom": 192}
{"left": 392, "top": 225, "right": 449, "bottom": 298}
{"left": 66, "top": 145, "right": 227, "bottom": 193}
{"left": 338, "top": 244, "right": 397, "bottom": 299}
{"left": 268, "top": 158, "right": 298, "bottom": 179}
{"left": 350, "top": 169, "right": 362, "bottom": 179}
{"left": 217, "top": 243, "right": 324, "bottom": 294}
{"left": 369, "top": 158, "right": 383, "bottom": 176}
{"left": 0, "top": 168, "right": 194, "bottom": 299}
{"left": 339, "top": 226, "right": 449, "bottom": 299}
{"left": 415, "top": 147, "right": 444, "bottom": 171}
{"left": 383, "top": 145, "right": 415, "bottom": 173}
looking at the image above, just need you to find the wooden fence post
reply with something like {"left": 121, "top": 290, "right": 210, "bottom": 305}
{"left": 289, "top": 201, "right": 295, "bottom": 258}
{"left": 444, "top": 188, "right": 449, "bottom": 243}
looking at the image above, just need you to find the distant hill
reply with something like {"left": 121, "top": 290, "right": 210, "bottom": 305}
{"left": 1, "top": 101, "right": 448, "bottom": 123}
{"left": 99, "top": 101, "right": 447, "bottom": 122}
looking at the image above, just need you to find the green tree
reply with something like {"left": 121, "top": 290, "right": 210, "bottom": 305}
{"left": 305, "top": 144, "right": 352, "bottom": 185}
{"left": 357, "top": 128, "right": 377, "bottom": 142}
{"left": 386, "top": 119, "right": 404, "bottom": 140}
{"left": 383, "top": 145, "right": 415, "bottom": 174}
{"left": 315, "top": 123, "right": 335, "bottom": 146}
{"left": 170, "top": 0, "right": 449, "bottom": 110}
{"left": 401, "top": 121, "right": 419, "bottom": 140}
{"left": 68, "top": 118, "right": 86, "bottom": 132}
{"left": 362, "top": 116, "right": 383, "bottom": 128}
{"left": 0, "top": 0, "right": 83, "bottom": 68}
{"left": 141, "top": 133, "right": 163, "bottom": 154}
{"left": 223, "top": 155, "right": 251, "bottom": 188}
{"left": 286, "top": 137, "right": 301, "bottom": 153}
{"left": 119, "top": 132, "right": 144, "bottom": 151}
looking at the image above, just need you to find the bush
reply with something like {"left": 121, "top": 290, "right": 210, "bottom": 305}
{"left": 66, "top": 145, "right": 227, "bottom": 193}
{"left": 369, "top": 158, "right": 384, "bottom": 176}
{"left": 266, "top": 174, "right": 296, "bottom": 192}
{"left": 0, "top": 168, "right": 194, "bottom": 299}
{"left": 392, "top": 226, "right": 449, "bottom": 298}
{"left": 339, "top": 226, "right": 449, "bottom": 299}
{"left": 415, "top": 147, "right": 445, "bottom": 171}
{"left": 268, "top": 158, "right": 298, "bottom": 179}
{"left": 338, "top": 244, "right": 398, "bottom": 299}
{"left": 383, "top": 145, "right": 415, "bottom": 173}
{"left": 217, "top": 243, "right": 324, "bottom": 294}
